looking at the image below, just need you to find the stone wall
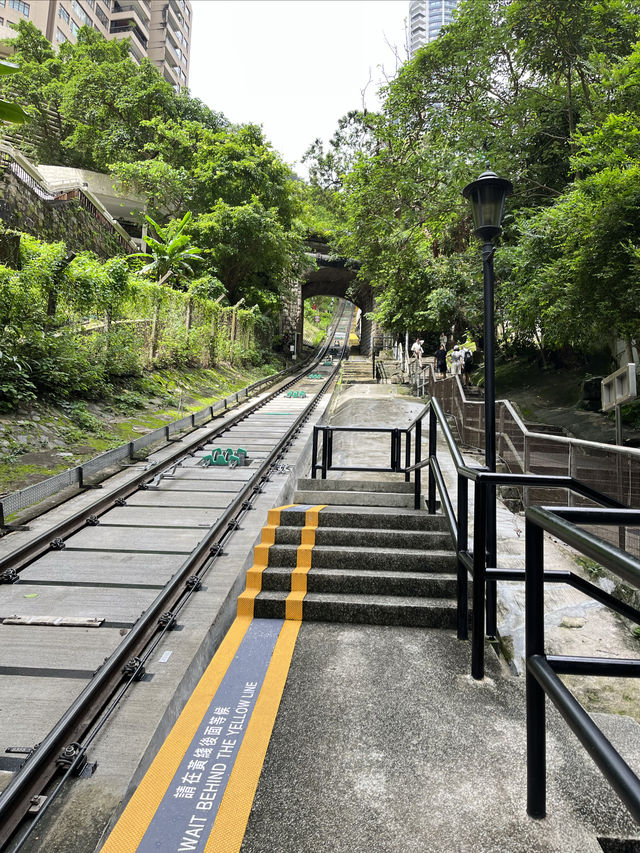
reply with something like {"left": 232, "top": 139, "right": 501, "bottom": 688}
{"left": 0, "top": 167, "right": 128, "bottom": 259}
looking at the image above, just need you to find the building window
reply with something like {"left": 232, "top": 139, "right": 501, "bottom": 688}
{"left": 58, "top": 4, "right": 69, "bottom": 24}
{"left": 56, "top": 27, "right": 67, "bottom": 43}
{"left": 0, "top": 1, "right": 5, "bottom": 8}
{"left": 8, "top": 0, "right": 30, "bottom": 16}
{"left": 0, "top": 17, "right": 4, "bottom": 24}
{"left": 95, "top": 2, "right": 107, "bottom": 26}
{"left": 85, "top": 0, "right": 94, "bottom": 7}
{"left": 69, "top": 18, "right": 79, "bottom": 35}
{"left": 71, "top": 0, "right": 92, "bottom": 27}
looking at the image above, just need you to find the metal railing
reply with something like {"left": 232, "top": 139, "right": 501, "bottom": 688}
{"left": 409, "top": 359, "right": 640, "bottom": 556}
{"left": 425, "top": 395, "right": 640, "bottom": 823}
{"left": 310, "top": 404, "right": 426, "bottom": 510}
{"left": 0, "top": 143, "right": 137, "bottom": 252}
{"left": 308, "top": 380, "right": 640, "bottom": 822}
{"left": 524, "top": 506, "right": 640, "bottom": 821}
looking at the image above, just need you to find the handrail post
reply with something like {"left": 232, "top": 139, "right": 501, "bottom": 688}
{"left": 526, "top": 517, "right": 546, "bottom": 818}
{"left": 405, "top": 430, "right": 411, "bottom": 482}
{"left": 391, "top": 428, "right": 400, "bottom": 472}
{"left": 486, "top": 491, "right": 498, "bottom": 637}
{"left": 311, "top": 426, "right": 319, "bottom": 479}
{"left": 472, "top": 478, "right": 487, "bottom": 679}
{"left": 328, "top": 429, "right": 334, "bottom": 470}
{"left": 428, "top": 407, "right": 437, "bottom": 514}
{"left": 321, "top": 428, "right": 328, "bottom": 479}
{"left": 414, "top": 416, "right": 422, "bottom": 510}
{"left": 457, "top": 473, "right": 468, "bottom": 640}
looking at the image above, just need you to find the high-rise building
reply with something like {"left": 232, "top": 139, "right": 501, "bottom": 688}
{"left": 408, "top": 0, "right": 458, "bottom": 56}
{"left": 0, "top": 0, "right": 191, "bottom": 91}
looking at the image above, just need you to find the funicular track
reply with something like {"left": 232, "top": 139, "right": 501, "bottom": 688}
{"left": 0, "top": 303, "right": 353, "bottom": 851}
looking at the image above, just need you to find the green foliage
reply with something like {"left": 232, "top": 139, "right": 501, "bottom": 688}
{"left": 131, "top": 212, "right": 203, "bottom": 286}
{"left": 190, "top": 200, "right": 307, "bottom": 309}
{"left": 0, "top": 58, "right": 28, "bottom": 124}
{"left": 575, "top": 556, "right": 605, "bottom": 579}
{"left": 0, "top": 228, "right": 274, "bottom": 409}
{"left": 0, "top": 22, "right": 225, "bottom": 169}
{"left": 0, "top": 21, "right": 304, "bottom": 323}
{"left": 303, "top": 0, "right": 640, "bottom": 353}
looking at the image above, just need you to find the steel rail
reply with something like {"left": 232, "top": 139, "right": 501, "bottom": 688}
{"left": 0, "top": 307, "right": 352, "bottom": 849}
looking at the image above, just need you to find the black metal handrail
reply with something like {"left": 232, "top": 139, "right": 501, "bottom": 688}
{"left": 311, "top": 403, "right": 428, "bottom": 510}
{"left": 525, "top": 506, "right": 640, "bottom": 822}
{"left": 426, "top": 395, "right": 640, "bottom": 823}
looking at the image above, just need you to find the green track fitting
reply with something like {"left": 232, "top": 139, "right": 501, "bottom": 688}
{"left": 202, "top": 446, "right": 248, "bottom": 468}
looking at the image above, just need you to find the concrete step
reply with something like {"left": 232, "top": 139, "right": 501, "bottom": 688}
{"left": 260, "top": 566, "right": 458, "bottom": 598}
{"left": 278, "top": 506, "right": 449, "bottom": 532}
{"left": 265, "top": 544, "right": 456, "bottom": 573}
{"left": 293, "top": 489, "right": 415, "bottom": 508}
{"left": 274, "top": 526, "right": 453, "bottom": 549}
{"left": 297, "top": 478, "right": 414, "bottom": 494}
{"left": 253, "top": 590, "right": 458, "bottom": 628}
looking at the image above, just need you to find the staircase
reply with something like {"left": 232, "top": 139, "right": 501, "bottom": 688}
{"left": 341, "top": 357, "right": 375, "bottom": 384}
{"left": 250, "top": 478, "right": 460, "bottom": 628}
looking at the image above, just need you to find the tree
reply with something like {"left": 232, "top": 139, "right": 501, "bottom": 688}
{"left": 306, "top": 0, "right": 640, "bottom": 354}
{"left": 189, "top": 200, "right": 308, "bottom": 311}
{"left": 0, "top": 22, "right": 225, "bottom": 169}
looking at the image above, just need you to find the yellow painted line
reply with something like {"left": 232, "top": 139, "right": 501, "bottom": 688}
{"left": 101, "top": 616, "right": 252, "bottom": 853}
{"left": 285, "top": 505, "right": 326, "bottom": 621}
{"left": 203, "top": 619, "right": 302, "bottom": 853}
{"left": 237, "top": 504, "right": 295, "bottom": 618}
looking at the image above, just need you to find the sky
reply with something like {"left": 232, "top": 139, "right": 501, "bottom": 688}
{"left": 189, "top": 0, "right": 408, "bottom": 175}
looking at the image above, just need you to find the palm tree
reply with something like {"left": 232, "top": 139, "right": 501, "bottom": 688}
{"left": 131, "top": 211, "right": 203, "bottom": 286}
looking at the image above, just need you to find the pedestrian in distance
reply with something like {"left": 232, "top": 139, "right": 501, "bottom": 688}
{"left": 461, "top": 344, "right": 473, "bottom": 386}
{"left": 411, "top": 336, "right": 424, "bottom": 367}
{"left": 450, "top": 344, "right": 464, "bottom": 378}
{"left": 439, "top": 331, "right": 447, "bottom": 349}
{"left": 434, "top": 344, "right": 447, "bottom": 379}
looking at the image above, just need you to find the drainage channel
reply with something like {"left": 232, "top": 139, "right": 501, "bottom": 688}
{"left": 0, "top": 305, "right": 354, "bottom": 851}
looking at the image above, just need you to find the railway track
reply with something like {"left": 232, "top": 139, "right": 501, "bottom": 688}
{"left": 0, "top": 302, "right": 353, "bottom": 851}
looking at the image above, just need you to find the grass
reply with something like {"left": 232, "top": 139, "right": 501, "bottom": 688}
{"left": 0, "top": 361, "right": 283, "bottom": 496}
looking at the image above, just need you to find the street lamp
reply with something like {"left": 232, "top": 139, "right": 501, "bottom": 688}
{"left": 462, "top": 169, "right": 512, "bottom": 641}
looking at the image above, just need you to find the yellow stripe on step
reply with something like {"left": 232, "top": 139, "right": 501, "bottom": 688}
{"left": 237, "top": 504, "right": 295, "bottom": 618}
{"left": 285, "top": 504, "right": 326, "bottom": 621}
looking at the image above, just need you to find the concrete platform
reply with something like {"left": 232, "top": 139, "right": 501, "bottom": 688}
{"left": 240, "top": 623, "right": 640, "bottom": 853}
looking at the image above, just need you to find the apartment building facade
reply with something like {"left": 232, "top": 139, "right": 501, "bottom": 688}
{"left": 408, "top": 0, "right": 458, "bottom": 56}
{"left": 0, "top": 0, "right": 191, "bottom": 90}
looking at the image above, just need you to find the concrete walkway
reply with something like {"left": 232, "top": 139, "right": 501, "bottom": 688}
{"left": 241, "top": 622, "right": 638, "bottom": 853}
{"left": 237, "top": 383, "right": 640, "bottom": 851}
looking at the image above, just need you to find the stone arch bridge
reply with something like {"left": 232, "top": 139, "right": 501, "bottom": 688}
{"left": 282, "top": 245, "right": 380, "bottom": 355}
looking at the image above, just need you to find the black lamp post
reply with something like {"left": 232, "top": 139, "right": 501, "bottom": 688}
{"left": 462, "top": 169, "right": 512, "bottom": 640}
